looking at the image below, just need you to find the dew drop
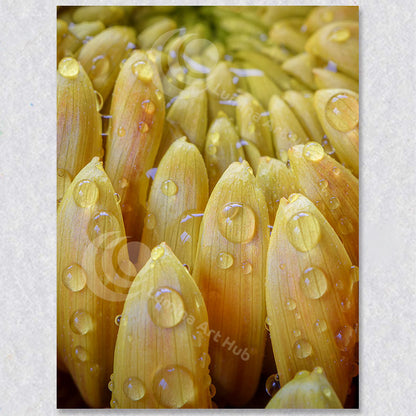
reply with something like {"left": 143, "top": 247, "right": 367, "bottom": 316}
{"left": 286, "top": 212, "right": 321, "bottom": 252}
{"left": 108, "top": 380, "right": 114, "bottom": 392}
{"left": 216, "top": 252, "right": 234, "bottom": 269}
{"left": 87, "top": 211, "right": 119, "bottom": 247}
{"left": 318, "top": 179, "right": 328, "bottom": 190}
{"left": 161, "top": 179, "right": 178, "bottom": 196}
{"left": 279, "top": 263, "right": 286, "bottom": 270}
{"left": 118, "top": 126, "right": 126, "bottom": 137}
{"left": 338, "top": 216, "right": 353, "bottom": 235}
{"left": 332, "top": 166, "right": 341, "bottom": 176}
{"left": 322, "top": 387, "right": 332, "bottom": 398}
{"left": 295, "top": 312, "right": 301, "bottom": 320}
{"left": 142, "top": 99, "right": 156, "bottom": 115}
{"left": 265, "top": 373, "right": 280, "bottom": 397}
{"left": 293, "top": 329, "right": 301, "bottom": 338}
{"left": 115, "top": 314, "right": 122, "bottom": 326}
{"left": 241, "top": 261, "right": 252, "bottom": 275}
{"left": 265, "top": 316, "right": 272, "bottom": 332}
{"left": 132, "top": 60, "right": 153, "bottom": 82}
{"left": 314, "top": 319, "right": 328, "bottom": 333}
{"left": 155, "top": 89, "right": 164, "bottom": 101}
{"left": 335, "top": 325, "right": 356, "bottom": 351}
{"left": 329, "top": 28, "right": 351, "bottom": 43}
{"left": 293, "top": 339, "right": 313, "bottom": 359}
{"left": 73, "top": 345, "right": 89, "bottom": 362}
{"left": 300, "top": 266, "right": 328, "bottom": 299}
{"left": 62, "top": 264, "right": 87, "bottom": 292}
{"left": 145, "top": 212, "right": 156, "bottom": 229}
{"left": 322, "top": 137, "right": 336, "bottom": 155}
{"left": 314, "top": 367, "right": 324, "bottom": 375}
{"left": 340, "top": 296, "right": 352, "bottom": 312}
{"left": 288, "top": 193, "right": 299, "bottom": 203}
{"left": 151, "top": 245, "right": 164, "bottom": 261}
{"left": 119, "top": 177, "right": 129, "bottom": 189}
{"left": 110, "top": 398, "right": 119, "bottom": 408}
{"left": 73, "top": 179, "right": 99, "bottom": 208}
{"left": 209, "top": 383, "right": 216, "bottom": 398}
{"left": 139, "top": 121, "right": 149, "bottom": 133}
{"left": 295, "top": 370, "right": 310, "bottom": 379}
{"left": 152, "top": 366, "right": 195, "bottom": 408}
{"left": 58, "top": 57, "right": 80, "bottom": 79}
{"left": 325, "top": 93, "right": 359, "bottom": 132}
{"left": 123, "top": 377, "right": 145, "bottom": 401}
{"left": 91, "top": 55, "right": 110, "bottom": 78}
{"left": 148, "top": 286, "right": 185, "bottom": 328}
{"left": 70, "top": 310, "right": 93, "bottom": 335}
{"left": 303, "top": 142, "right": 325, "bottom": 161}
{"left": 328, "top": 196, "right": 340, "bottom": 210}
{"left": 94, "top": 90, "right": 103, "bottom": 112}
{"left": 192, "top": 331, "right": 203, "bottom": 347}
{"left": 350, "top": 265, "right": 359, "bottom": 283}
{"left": 285, "top": 298, "right": 297, "bottom": 311}
{"left": 217, "top": 202, "right": 256, "bottom": 244}
{"left": 114, "top": 192, "right": 121, "bottom": 204}
{"left": 198, "top": 352, "right": 211, "bottom": 369}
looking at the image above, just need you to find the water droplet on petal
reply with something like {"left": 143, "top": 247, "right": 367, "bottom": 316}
{"left": 118, "top": 126, "right": 126, "bottom": 137}
{"left": 94, "top": 90, "right": 103, "bottom": 112}
{"left": 206, "top": 144, "right": 217, "bottom": 155}
{"left": 300, "top": 267, "right": 328, "bottom": 299}
{"left": 265, "top": 373, "right": 280, "bottom": 397}
{"left": 161, "top": 179, "right": 178, "bottom": 196}
{"left": 132, "top": 60, "right": 153, "bottom": 82}
{"left": 145, "top": 212, "right": 156, "bottom": 229}
{"left": 73, "top": 179, "right": 99, "bottom": 208}
{"left": 335, "top": 325, "right": 356, "bottom": 351}
{"left": 209, "top": 383, "right": 216, "bottom": 398}
{"left": 88, "top": 211, "right": 119, "bottom": 247}
{"left": 139, "top": 121, "right": 149, "bottom": 133}
{"left": 198, "top": 352, "right": 211, "bottom": 369}
{"left": 110, "top": 398, "right": 119, "bottom": 408}
{"left": 151, "top": 245, "right": 164, "bottom": 261}
{"left": 350, "top": 265, "right": 359, "bottom": 283}
{"left": 148, "top": 287, "right": 185, "bottom": 328}
{"left": 119, "top": 177, "right": 129, "bottom": 189}
{"left": 217, "top": 202, "right": 256, "bottom": 244}
{"left": 70, "top": 310, "right": 93, "bottom": 335}
{"left": 265, "top": 316, "right": 272, "bottom": 332}
{"left": 326, "top": 93, "right": 359, "bottom": 132}
{"left": 142, "top": 100, "right": 156, "bottom": 115}
{"left": 152, "top": 366, "right": 195, "bottom": 408}
{"left": 303, "top": 142, "right": 325, "bottom": 161}
{"left": 285, "top": 298, "right": 297, "bottom": 311}
{"left": 322, "top": 387, "right": 332, "bottom": 398}
{"left": 108, "top": 380, "right": 113, "bottom": 392}
{"left": 241, "top": 261, "right": 252, "bottom": 275}
{"left": 338, "top": 216, "right": 354, "bottom": 235}
{"left": 293, "top": 339, "right": 313, "bottom": 359}
{"left": 123, "top": 377, "right": 145, "bottom": 401}
{"left": 328, "top": 196, "right": 340, "bottom": 209}
{"left": 62, "top": 264, "right": 87, "bottom": 292}
{"left": 314, "top": 319, "right": 328, "bottom": 333}
{"left": 216, "top": 252, "right": 234, "bottom": 269}
{"left": 287, "top": 212, "right": 321, "bottom": 252}
{"left": 318, "top": 179, "right": 328, "bottom": 190}
{"left": 329, "top": 28, "right": 351, "bottom": 43}
{"left": 91, "top": 55, "right": 110, "bottom": 78}
{"left": 58, "top": 57, "right": 80, "bottom": 79}
{"left": 115, "top": 314, "right": 122, "bottom": 326}
{"left": 114, "top": 193, "right": 121, "bottom": 204}
{"left": 73, "top": 345, "right": 89, "bottom": 362}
